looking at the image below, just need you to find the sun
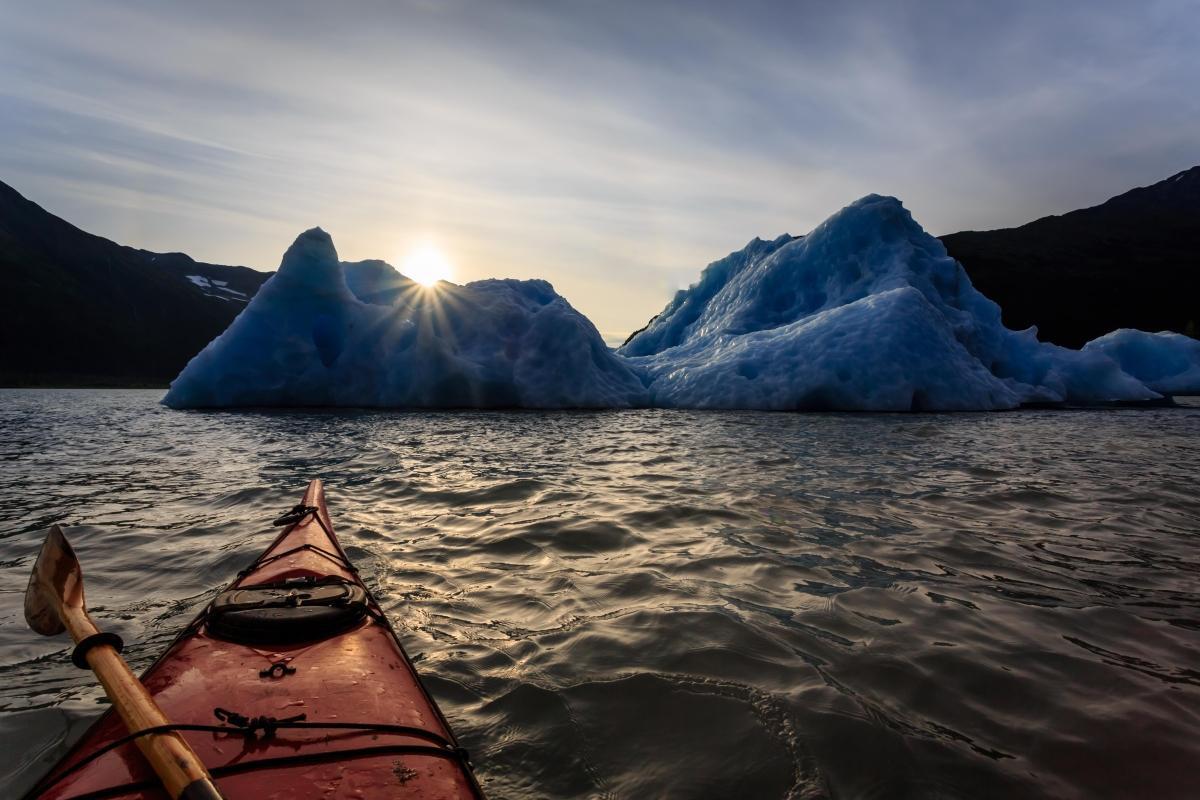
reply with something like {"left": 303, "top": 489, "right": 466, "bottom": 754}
{"left": 401, "top": 243, "right": 454, "bottom": 287}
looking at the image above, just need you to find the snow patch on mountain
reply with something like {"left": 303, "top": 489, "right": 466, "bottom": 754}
{"left": 186, "top": 274, "right": 249, "bottom": 302}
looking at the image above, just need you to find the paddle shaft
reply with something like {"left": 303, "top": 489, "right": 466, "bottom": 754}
{"left": 58, "top": 587, "right": 223, "bottom": 799}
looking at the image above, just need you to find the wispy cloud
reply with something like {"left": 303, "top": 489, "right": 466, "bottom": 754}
{"left": 1, "top": 0, "right": 1197, "bottom": 338}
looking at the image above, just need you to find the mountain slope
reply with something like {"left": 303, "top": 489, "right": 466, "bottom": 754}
{"left": 940, "top": 166, "right": 1200, "bottom": 348}
{"left": 0, "top": 180, "right": 271, "bottom": 385}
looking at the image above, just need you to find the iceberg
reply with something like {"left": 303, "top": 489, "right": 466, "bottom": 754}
{"left": 163, "top": 197, "right": 1199, "bottom": 411}
{"left": 620, "top": 195, "right": 1170, "bottom": 410}
{"left": 629, "top": 287, "right": 1021, "bottom": 411}
{"left": 1082, "top": 329, "right": 1200, "bottom": 395}
{"left": 162, "top": 229, "right": 648, "bottom": 408}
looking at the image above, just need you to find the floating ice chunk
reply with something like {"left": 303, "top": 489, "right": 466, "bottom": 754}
{"left": 1083, "top": 329, "right": 1200, "bottom": 395}
{"left": 636, "top": 287, "right": 1020, "bottom": 410}
{"left": 622, "top": 195, "right": 1161, "bottom": 410}
{"left": 163, "top": 229, "right": 647, "bottom": 408}
{"left": 165, "top": 196, "right": 1183, "bottom": 412}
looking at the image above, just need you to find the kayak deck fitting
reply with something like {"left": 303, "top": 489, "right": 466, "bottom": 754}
{"left": 30, "top": 479, "right": 484, "bottom": 800}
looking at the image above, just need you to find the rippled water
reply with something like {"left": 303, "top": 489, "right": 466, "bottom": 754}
{"left": 1, "top": 389, "right": 1198, "bottom": 799}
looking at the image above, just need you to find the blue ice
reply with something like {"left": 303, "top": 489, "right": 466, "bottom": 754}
{"left": 164, "top": 198, "right": 1199, "bottom": 410}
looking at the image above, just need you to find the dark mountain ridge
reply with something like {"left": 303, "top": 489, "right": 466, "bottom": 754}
{"left": 939, "top": 165, "right": 1200, "bottom": 347}
{"left": 2, "top": 165, "right": 1196, "bottom": 386}
{"left": 0, "top": 180, "right": 271, "bottom": 385}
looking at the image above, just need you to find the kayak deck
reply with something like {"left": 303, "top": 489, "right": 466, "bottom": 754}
{"left": 30, "top": 480, "right": 483, "bottom": 800}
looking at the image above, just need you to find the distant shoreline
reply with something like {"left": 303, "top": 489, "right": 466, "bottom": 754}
{"left": 0, "top": 374, "right": 169, "bottom": 389}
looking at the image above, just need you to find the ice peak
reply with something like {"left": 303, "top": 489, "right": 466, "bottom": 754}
{"left": 622, "top": 194, "right": 948, "bottom": 356}
{"left": 815, "top": 194, "right": 922, "bottom": 241}
{"left": 282, "top": 227, "right": 336, "bottom": 263}
{"left": 275, "top": 227, "right": 344, "bottom": 294}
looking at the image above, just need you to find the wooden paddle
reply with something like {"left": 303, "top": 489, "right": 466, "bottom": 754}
{"left": 25, "top": 525, "right": 224, "bottom": 800}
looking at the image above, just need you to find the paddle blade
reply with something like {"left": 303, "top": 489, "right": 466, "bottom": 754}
{"left": 25, "top": 525, "right": 82, "bottom": 636}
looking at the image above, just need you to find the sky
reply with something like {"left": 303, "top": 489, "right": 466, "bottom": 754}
{"left": 1, "top": 0, "right": 1197, "bottom": 343}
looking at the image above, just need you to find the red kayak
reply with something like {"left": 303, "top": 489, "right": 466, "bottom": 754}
{"left": 29, "top": 479, "right": 484, "bottom": 799}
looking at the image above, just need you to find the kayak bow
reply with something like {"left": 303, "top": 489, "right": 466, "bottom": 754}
{"left": 29, "top": 479, "right": 484, "bottom": 800}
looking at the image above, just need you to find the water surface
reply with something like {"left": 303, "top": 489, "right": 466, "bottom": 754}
{"left": 1, "top": 390, "right": 1198, "bottom": 798}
